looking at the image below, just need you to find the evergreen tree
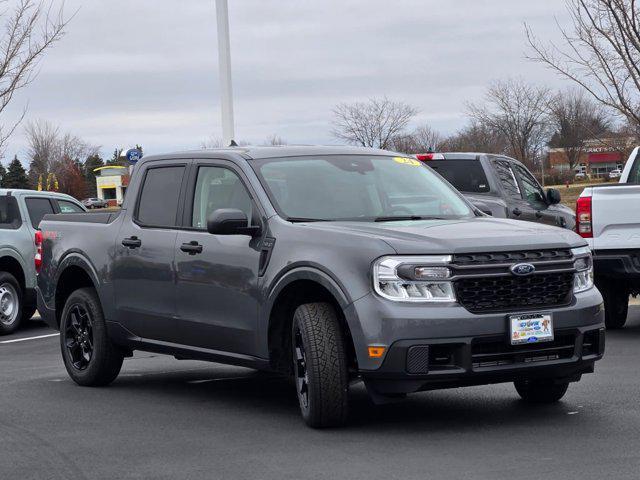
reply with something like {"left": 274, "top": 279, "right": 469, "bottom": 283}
{"left": 0, "top": 162, "right": 7, "bottom": 187}
{"left": 3, "top": 156, "right": 30, "bottom": 189}
{"left": 84, "top": 154, "right": 104, "bottom": 197}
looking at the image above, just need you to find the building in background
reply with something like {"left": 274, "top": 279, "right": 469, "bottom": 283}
{"left": 94, "top": 166, "right": 129, "bottom": 206}
{"left": 548, "top": 136, "right": 635, "bottom": 178}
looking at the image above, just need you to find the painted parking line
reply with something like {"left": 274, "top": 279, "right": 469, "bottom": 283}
{"left": 0, "top": 333, "right": 59, "bottom": 344}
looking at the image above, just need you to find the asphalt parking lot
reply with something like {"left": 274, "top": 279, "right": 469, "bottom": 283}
{"left": 2, "top": 310, "right": 640, "bottom": 480}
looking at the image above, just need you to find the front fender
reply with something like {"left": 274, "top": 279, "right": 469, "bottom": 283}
{"left": 256, "top": 264, "right": 360, "bottom": 359}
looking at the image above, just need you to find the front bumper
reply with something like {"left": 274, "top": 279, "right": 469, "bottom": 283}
{"left": 344, "top": 288, "right": 605, "bottom": 394}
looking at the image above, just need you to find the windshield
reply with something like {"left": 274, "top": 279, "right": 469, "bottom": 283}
{"left": 428, "top": 159, "right": 490, "bottom": 193}
{"left": 251, "top": 155, "right": 474, "bottom": 221}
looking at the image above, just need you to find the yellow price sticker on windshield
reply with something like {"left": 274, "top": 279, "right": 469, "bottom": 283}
{"left": 393, "top": 157, "right": 421, "bottom": 166}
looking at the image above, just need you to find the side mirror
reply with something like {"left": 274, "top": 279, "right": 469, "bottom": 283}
{"left": 546, "top": 188, "right": 561, "bottom": 205}
{"left": 206, "top": 208, "right": 261, "bottom": 236}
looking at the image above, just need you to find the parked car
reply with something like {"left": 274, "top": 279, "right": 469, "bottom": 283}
{"left": 577, "top": 146, "right": 640, "bottom": 329}
{"left": 608, "top": 169, "right": 622, "bottom": 180}
{"left": 82, "top": 197, "right": 108, "bottom": 209}
{"left": 575, "top": 172, "right": 589, "bottom": 180}
{"left": 0, "top": 189, "right": 85, "bottom": 334}
{"left": 37, "top": 146, "right": 604, "bottom": 427}
{"left": 417, "top": 153, "right": 575, "bottom": 230}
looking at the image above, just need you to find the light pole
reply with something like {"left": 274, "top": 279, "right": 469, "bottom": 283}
{"left": 215, "top": 0, "right": 236, "bottom": 146}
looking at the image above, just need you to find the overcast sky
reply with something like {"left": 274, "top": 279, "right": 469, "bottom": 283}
{"left": 3, "top": 0, "right": 574, "bottom": 164}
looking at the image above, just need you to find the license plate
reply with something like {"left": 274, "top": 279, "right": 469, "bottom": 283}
{"left": 509, "top": 313, "right": 553, "bottom": 345}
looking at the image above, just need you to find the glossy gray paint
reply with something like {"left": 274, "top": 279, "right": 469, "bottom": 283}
{"left": 37, "top": 146, "right": 603, "bottom": 385}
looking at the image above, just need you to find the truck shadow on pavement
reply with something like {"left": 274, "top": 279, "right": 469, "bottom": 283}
{"left": 104, "top": 365, "right": 600, "bottom": 433}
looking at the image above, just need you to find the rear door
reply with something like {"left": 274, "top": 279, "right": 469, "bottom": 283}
{"left": 112, "top": 161, "right": 189, "bottom": 340}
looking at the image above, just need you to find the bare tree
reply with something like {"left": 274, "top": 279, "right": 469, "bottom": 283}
{"left": 389, "top": 124, "right": 444, "bottom": 154}
{"left": 263, "top": 134, "right": 287, "bottom": 146}
{"left": 526, "top": 0, "right": 640, "bottom": 135}
{"left": 25, "top": 119, "right": 99, "bottom": 193}
{"left": 547, "top": 89, "right": 612, "bottom": 170}
{"left": 331, "top": 97, "right": 417, "bottom": 149}
{"left": 440, "top": 121, "right": 510, "bottom": 154}
{"left": 467, "top": 79, "right": 550, "bottom": 166}
{"left": 0, "top": 1, "right": 69, "bottom": 154}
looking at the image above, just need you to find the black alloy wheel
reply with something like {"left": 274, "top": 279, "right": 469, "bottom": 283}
{"left": 64, "top": 304, "right": 94, "bottom": 371}
{"left": 293, "top": 325, "right": 309, "bottom": 410}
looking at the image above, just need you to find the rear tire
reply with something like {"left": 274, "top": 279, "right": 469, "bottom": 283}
{"left": 0, "top": 272, "right": 23, "bottom": 335}
{"left": 60, "top": 288, "right": 123, "bottom": 386}
{"left": 291, "top": 302, "right": 349, "bottom": 428}
{"left": 514, "top": 379, "right": 569, "bottom": 403}
{"left": 597, "top": 279, "right": 628, "bottom": 329}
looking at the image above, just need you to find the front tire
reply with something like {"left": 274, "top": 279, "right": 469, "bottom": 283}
{"left": 514, "top": 379, "right": 569, "bottom": 403}
{"left": 291, "top": 302, "right": 349, "bottom": 428}
{"left": 597, "top": 279, "right": 628, "bottom": 329}
{"left": 0, "top": 272, "right": 23, "bottom": 335}
{"left": 60, "top": 288, "right": 123, "bottom": 386}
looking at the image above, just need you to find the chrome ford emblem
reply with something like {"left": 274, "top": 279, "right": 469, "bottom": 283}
{"left": 510, "top": 263, "right": 536, "bottom": 276}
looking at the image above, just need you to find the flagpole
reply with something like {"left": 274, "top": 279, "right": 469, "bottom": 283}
{"left": 215, "top": 0, "right": 235, "bottom": 146}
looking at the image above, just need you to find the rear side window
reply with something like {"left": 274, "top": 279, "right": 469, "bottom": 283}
{"left": 58, "top": 200, "right": 84, "bottom": 213}
{"left": 136, "top": 166, "right": 185, "bottom": 227}
{"left": 0, "top": 196, "right": 22, "bottom": 230}
{"left": 428, "top": 159, "right": 490, "bottom": 193}
{"left": 25, "top": 197, "right": 55, "bottom": 228}
{"left": 492, "top": 159, "right": 521, "bottom": 198}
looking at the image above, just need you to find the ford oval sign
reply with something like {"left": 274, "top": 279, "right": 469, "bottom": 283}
{"left": 510, "top": 263, "right": 536, "bottom": 276}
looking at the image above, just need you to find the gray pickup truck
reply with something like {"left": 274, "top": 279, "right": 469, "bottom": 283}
{"left": 421, "top": 153, "right": 576, "bottom": 230}
{"left": 37, "top": 146, "right": 604, "bottom": 428}
{"left": 0, "top": 189, "right": 85, "bottom": 334}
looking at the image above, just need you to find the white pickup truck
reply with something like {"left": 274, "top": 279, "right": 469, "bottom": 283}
{"left": 577, "top": 147, "right": 640, "bottom": 328}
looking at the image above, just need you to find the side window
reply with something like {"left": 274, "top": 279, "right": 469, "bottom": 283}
{"left": 513, "top": 165, "right": 546, "bottom": 205}
{"left": 25, "top": 198, "right": 55, "bottom": 228}
{"left": 57, "top": 200, "right": 84, "bottom": 213}
{"left": 191, "top": 166, "right": 253, "bottom": 229}
{"left": 136, "top": 166, "right": 186, "bottom": 227}
{"left": 0, "top": 196, "right": 22, "bottom": 230}
{"left": 492, "top": 159, "right": 521, "bottom": 198}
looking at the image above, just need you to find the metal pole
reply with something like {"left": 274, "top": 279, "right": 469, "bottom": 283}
{"left": 215, "top": 0, "right": 235, "bottom": 146}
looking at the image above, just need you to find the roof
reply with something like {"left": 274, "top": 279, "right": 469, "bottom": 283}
{"left": 0, "top": 188, "right": 75, "bottom": 198}
{"left": 137, "top": 145, "right": 402, "bottom": 165}
{"left": 93, "top": 165, "right": 128, "bottom": 172}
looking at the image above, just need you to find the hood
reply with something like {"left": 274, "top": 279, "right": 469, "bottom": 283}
{"left": 302, "top": 217, "right": 585, "bottom": 255}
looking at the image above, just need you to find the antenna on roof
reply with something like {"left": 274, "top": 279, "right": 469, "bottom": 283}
{"left": 229, "top": 139, "right": 238, "bottom": 147}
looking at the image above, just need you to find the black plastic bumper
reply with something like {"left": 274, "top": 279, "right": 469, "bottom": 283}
{"left": 593, "top": 249, "right": 640, "bottom": 283}
{"left": 361, "top": 325, "right": 604, "bottom": 395}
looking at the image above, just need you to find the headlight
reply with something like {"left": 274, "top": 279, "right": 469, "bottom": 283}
{"left": 571, "top": 246, "right": 594, "bottom": 293}
{"left": 373, "top": 256, "right": 456, "bottom": 302}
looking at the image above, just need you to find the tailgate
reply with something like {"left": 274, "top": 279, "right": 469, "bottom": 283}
{"left": 592, "top": 185, "right": 640, "bottom": 250}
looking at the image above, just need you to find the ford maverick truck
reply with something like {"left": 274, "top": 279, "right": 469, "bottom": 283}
{"left": 37, "top": 146, "right": 604, "bottom": 428}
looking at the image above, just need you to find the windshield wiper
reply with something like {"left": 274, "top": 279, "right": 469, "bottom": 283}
{"left": 286, "top": 217, "right": 330, "bottom": 223}
{"left": 374, "top": 215, "right": 444, "bottom": 222}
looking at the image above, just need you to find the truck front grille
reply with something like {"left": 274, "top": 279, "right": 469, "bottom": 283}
{"left": 452, "top": 249, "right": 576, "bottom": 314}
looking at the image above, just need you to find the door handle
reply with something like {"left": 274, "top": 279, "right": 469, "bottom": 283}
{"left": 122, "top": 236, "right": 142, "bottom": 249}
{"left": 512, "top": 208, "right": 522, "bottom": 216}
{"left": 535, "top": 211, "right": 543, "bottom": 219}
{"left": 180, "top": 241, "right": 203, "bottom": 255}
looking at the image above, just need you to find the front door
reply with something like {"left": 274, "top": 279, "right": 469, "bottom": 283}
{"left": 174, "top": 162, "right": 263, "bottom": 355}
{"left": 112, "top": 163, "right": 188, "bottom": 340}
{"left": 512, "top": 164, "right": 560, "bottom": 227}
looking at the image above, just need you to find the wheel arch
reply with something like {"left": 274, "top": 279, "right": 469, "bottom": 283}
{"left": 54, "top": 253, "right": 101, "bottom": 327}
{"left": 0, "top": 252, "right": 27, "bottom": 293}
{"left": 263, "top": 267, "right": 357, "bottom": 374}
